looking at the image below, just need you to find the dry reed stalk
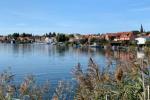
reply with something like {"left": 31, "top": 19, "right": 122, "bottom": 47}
{"left": 115, "top": 67, "right": 123, "bottom": 82}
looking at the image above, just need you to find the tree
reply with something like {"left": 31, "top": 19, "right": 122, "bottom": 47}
{"left": 68, "top": 34, "right": 74, "bottom": 38}
{"left": 20, "top": 33, "right": 32, "bottom": 37}
{"left": 12, "top": 33, "right": 19, "bottom": 39}
{"left": 132, "top": 30, "right": 140, "bottom": 35}
{"left": 52, "top": 32, "right": 56, "bottom": 37}
{"left": 48, "top": 32, "right": 52, "bottom": 37}
{"left": 56, "top": 33, "right": 69, "bottom": 42}
{"left": 79, "top": 38, "right": 88, "bottom": 45}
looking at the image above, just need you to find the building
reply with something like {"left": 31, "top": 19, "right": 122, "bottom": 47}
{"left": 135, "top": 36, "right": 150, "bottom": 45}
{"left": 114, "top": 32, "right": 135, "bottom": 41}
{"left": 140, "top": 24, "right": 144, "bottom": 33}
{"left": 45, "top": 37, "right": 56, "bottom": 44}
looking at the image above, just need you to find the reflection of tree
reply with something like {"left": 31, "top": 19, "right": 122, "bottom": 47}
{"left": 12, "top": 44, "right": 19, "bottom": 54}
{"left": 7, "top": 44, "right": 71, "bottom": 57}
{"left": 73, "top": 47, "right": 105, "bottom": 57}
{"left": 55, "top": 46, "right": 69, "bottom": 56}
{"left": 12, "top": 44, "right": 33, "bottom": 55}
{"left": 21, "top": 44, "right": 32, "bottom": 55}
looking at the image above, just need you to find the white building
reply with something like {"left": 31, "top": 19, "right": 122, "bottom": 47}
{"left": 45, "top": 37, "right": 51, "bottom": 44}
{"left": 135, "top": 37, "right": 150, "bottom": 45}
{"left": 45, "top": 37, "right": 57, "bottom": 44}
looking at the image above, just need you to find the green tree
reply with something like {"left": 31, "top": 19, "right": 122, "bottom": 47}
{"left": 56, "top": 33, "right": 69, "bottom": 42}
{"left": 68, "top": 34, "right": 74, "bottom": 38}
{"left": 20, "top": 33, "right": 32, "bottom": 37}
{"left": 12, "top": 33, "right": 19, "bottom": 39}
{"left": 132, "top": 30, "right": 140, "bottom": 35}
{"left": 52, "top": 32, "right": 56, "bottom": 37}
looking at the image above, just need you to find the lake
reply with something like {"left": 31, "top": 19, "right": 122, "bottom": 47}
{"left": 0, "top": 43, "right": 111, "bottom": 85}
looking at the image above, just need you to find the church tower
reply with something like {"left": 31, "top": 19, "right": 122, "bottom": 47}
{"left": 140, "top": 24, "right": 144, "bottom": 33}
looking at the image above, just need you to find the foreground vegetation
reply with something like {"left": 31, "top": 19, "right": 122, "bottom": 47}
{"left": 0, "top": 69, "right": 74, "bottom": 100}
{"left": 73, "top": 49, "right": 150, "bottom": 100}
{"left": 0, "top": 48, "right": 150, "bottom": 100}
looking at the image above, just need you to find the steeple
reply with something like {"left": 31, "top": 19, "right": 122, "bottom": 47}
{"left": 140, "top": 24, "right": 144, "bottom": 33}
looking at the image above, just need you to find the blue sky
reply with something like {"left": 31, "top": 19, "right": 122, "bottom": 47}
{"left": 0, "top": 0, "right": 150, "bottom": 35}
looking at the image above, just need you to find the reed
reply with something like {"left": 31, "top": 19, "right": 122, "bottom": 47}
{"left": 0, "top": 70, "right": 74, "bottom": 100}
{"left": 73, "top": 50, "right": 150, "bottom": 100}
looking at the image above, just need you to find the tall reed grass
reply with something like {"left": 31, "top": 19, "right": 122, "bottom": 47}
{"left": 73, "top": 49, "right": 150, "bottom": 100}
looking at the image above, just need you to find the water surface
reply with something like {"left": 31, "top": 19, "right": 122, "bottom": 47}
{"left": 0, "top": 43, "right": 108, "bottom": 85}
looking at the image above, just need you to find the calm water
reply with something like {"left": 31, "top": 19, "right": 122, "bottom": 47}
{"left": 0, "top": 43, "right": 109, "bottom": 85}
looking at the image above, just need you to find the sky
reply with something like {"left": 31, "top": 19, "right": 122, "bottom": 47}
{"left": 0, "top": 0, "right": 150, "bottom": 35}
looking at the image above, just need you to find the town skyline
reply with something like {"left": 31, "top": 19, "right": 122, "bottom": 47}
{"left": 0, "top": 24, "right": 147, "bottom": 36}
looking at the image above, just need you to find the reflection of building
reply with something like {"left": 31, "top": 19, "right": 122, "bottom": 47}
{"left": 105, "top": 50, "right": 134, "bottom": 61}
{"left": 114, "top": 51, "right": 134, "bottom": 61}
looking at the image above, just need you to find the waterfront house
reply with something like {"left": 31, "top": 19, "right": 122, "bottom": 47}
{"left": 105, "top": 33, "right": 118, "bottom": 41}
{"left": 135, "top": 36, "right": 150, "bottom": 45}
{"left": 114, "top": 32, "right": 135, "bottom": 41}
{"left": 69, "top": 38, "right": 79, "bottom": 43}
{"left": 34, "top": 36, "right": 43, "bottom": 43}
{"left": 0, "top": 36, "right": 9, "bottom": 43}
{"left": 104, "top": 32, "right": 134, "bottom": 41}
{"left": 45, "top": 37, "right": 56, "bottom": 44}
{"left": 45, "top": 37, "right": 51, "bottom": 44}
{"left": 68, "top": 34, "right": 86, "bottom": 44}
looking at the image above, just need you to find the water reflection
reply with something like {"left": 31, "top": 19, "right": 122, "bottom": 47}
{"left": 73, "top": 47, "right": 105, "bottom": 57}
{"left": 0, "top": 43, "right": 138, "bottom": 84}
{"left": 0, "top": 44, "right": 107, "bottom": 58}
{"left": 0, "top": 43, "right": 138, "bottom": 64}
